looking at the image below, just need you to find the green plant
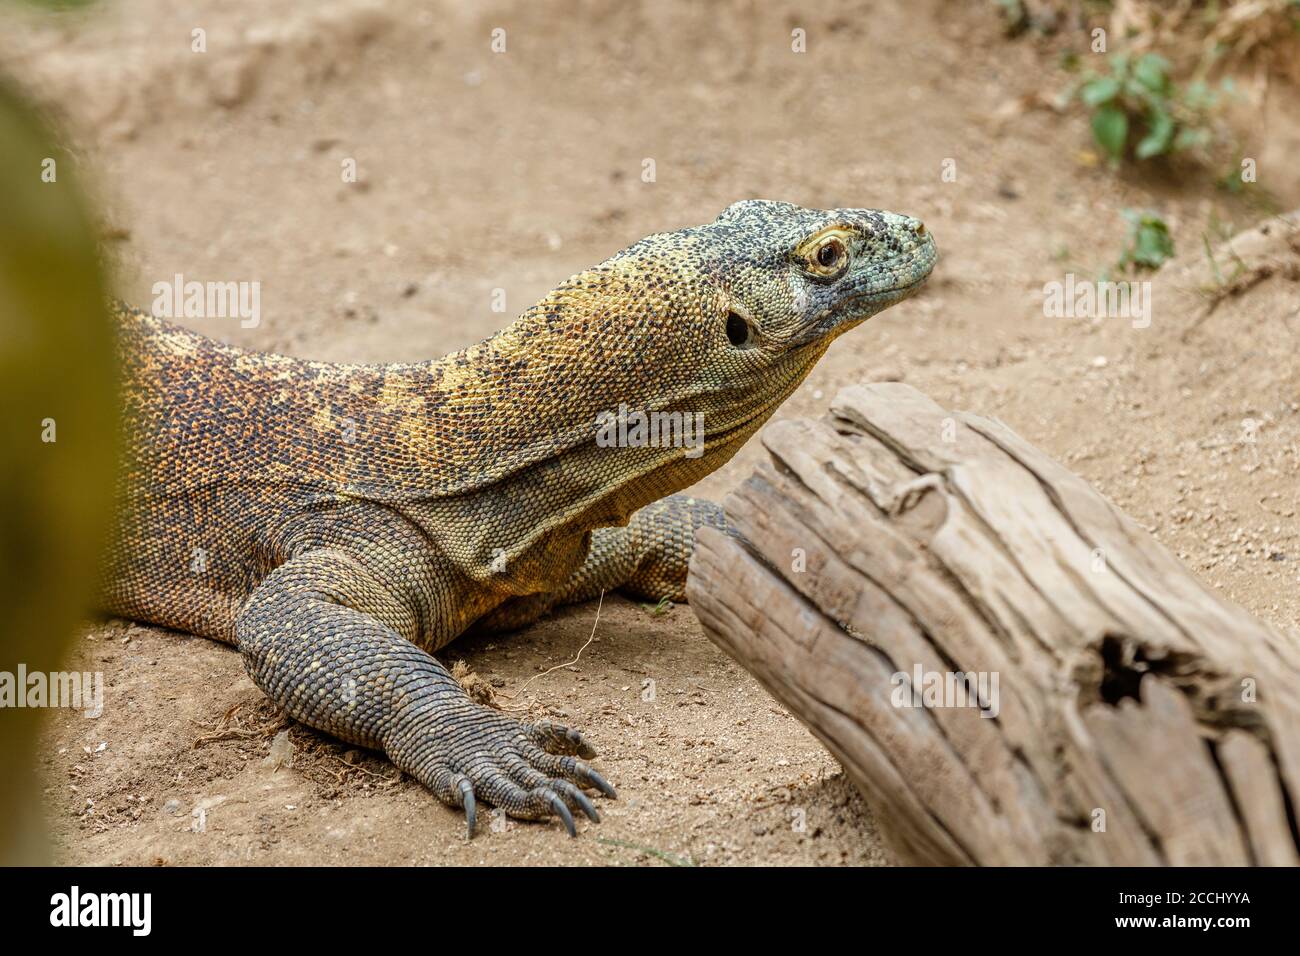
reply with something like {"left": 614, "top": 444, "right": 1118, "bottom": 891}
{"left": 1199, "top": 210, "right": 1249, "bottom": 292}
{"left": 1115, "top": 209, "right": 1175, "bottom": 272}
{"left": 595, "top": 836, "right": 696, "bottom": 867}
{"left": 1201, "top": 231, "right": 1247, "bottom": 291}
{"left": 639, "top": 596, "right": 673, "bottom": 616}
{"left": 1077, "top": 52, "right": 1228, "bottom": 164}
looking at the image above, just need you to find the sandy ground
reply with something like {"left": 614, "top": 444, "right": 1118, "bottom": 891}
{"left": 4, "top": 0, "right": 1299, "bottom": 865}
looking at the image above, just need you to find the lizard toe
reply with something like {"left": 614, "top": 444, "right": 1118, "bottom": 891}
{"left": 524, "top": 719, "right": 597, "bottom": 759}
{"left": 421, "top": 767, "right": 478, "bottom": 839}
{"left": 392, "top": 702, "right": 610, "bottom": 836}
{"left": 550, "top": 779, "right": 600, "bottom": 822}
{"left": 523, "top": 746, "right": 618, "bottom": 799}
{"left": 473, "top": 770, "right": 580, "bottom": 836}
{"left": 501, "top": 754, "right": 601, "bottom": 822}
{"left": 544, "top": 790, "right": 577, "bottom": 837}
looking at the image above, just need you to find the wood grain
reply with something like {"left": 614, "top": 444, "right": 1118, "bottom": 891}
{"left": 687, "top": 383, "right": 1300, "bottom": 866}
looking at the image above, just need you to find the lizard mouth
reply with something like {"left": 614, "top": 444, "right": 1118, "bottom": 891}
{"left": 845, "top": 241, "right": 938, "bottom": 305}
{"left": 801, "top": 242, "right": 937, "bottom": 343}
{"left": 855, "top": 271, "right": 931, "bottom": 308}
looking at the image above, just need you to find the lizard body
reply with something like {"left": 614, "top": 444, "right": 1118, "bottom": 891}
{"left": 100, "top": 200, "right": 936, "bottom": 835}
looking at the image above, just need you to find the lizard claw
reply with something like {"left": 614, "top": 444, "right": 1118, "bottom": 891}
{"left": 548, "top": 792, "right": 577, "bottom": 837}
{"left": 459, "top": 778, "right": 477, "bottom": 839}
{"left": 579, "top": 765, "right": 617, "bottom": 800}
{"left": 552, "top": 780, "right": 600, "bottom": 822}
{"left": 391, "top": 703, "right": 615, "bottom": 839}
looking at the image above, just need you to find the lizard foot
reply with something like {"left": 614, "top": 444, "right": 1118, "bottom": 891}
{"left": 390, "top": 703, "right": 617, "bottom": 839}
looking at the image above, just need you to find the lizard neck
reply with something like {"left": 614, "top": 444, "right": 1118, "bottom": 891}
{"left": 389, "top": 328, "right": 829, "bottom": 596}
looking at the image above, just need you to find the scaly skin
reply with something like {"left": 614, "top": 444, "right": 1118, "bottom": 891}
{"left": 99, "top": 200, "right": 937, "bottom": 837}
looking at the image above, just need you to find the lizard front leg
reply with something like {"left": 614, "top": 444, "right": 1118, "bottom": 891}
{"left": 235, "top": 547, "right": 615, "bottom": 837}
{"left": 613, "top": 493, "right": 729, "bottom": 602}
{"left": 474, "top": 493, "right": 727, "bottom": 634}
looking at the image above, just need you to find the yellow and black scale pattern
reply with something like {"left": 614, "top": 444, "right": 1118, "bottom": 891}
{"left": 99, "top": 200, "right": 936, "bottom": 836}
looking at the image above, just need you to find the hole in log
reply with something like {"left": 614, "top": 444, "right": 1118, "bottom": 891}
{"left": 1090, "top": 636, "right": 1269, "bottom": 735}
{"left": 1098, "top": 635, "right": 1173, "bottom": 705}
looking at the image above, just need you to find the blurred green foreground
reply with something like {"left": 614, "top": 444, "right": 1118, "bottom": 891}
{"left": 0, "top": 72, "right": 118, "bottom": 864}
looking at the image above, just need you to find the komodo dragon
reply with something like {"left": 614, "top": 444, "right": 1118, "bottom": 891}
{"left": 100, "top": 199, "right": 936, "bottom": 837}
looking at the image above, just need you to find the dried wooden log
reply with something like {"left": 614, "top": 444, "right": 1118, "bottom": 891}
{"left": 687, "top": 383, "right": 1300, "bottom": 866}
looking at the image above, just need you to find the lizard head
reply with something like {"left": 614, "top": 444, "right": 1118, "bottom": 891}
{"left": 461, "top": 199, "right": 935, "bottom": 530}
{"left": 585, "top": 198, "right": 937, "bottom": 460}
{"left": 699, "top": 198, "right": 936, "bottom": 353}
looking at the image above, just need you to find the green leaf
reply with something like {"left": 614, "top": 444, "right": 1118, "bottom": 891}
{"left": 1080, "top": 76, "right": 1121, "bottom": 106}
{"left": 1135, "top": 108, "right": 1175, "bottom": 158}
{"left": 1131, "top": 217, "right": 1174, "bottom": 269}
{"left": 639, "top": 596, "right": 673, "bottom": 616}
{"left": 1091, "top": 105, "right": 1129, "bottom": 160}
{"left": 1133, "top": 53, "right": 1170, "bottom": 93}
{"left": 1116, "top": 209, "right": 1175, "bottom": 273}
{"left": 1182, "top": 79, "right": 1216, "bottom": 110}
{"left": 1122, "top": 78, "right": 1154, "bottom": 104}
{"left": 1173, "top": 126, "right": 1211, "bottom": 151}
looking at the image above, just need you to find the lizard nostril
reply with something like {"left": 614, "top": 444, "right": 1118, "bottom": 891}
{"left": 726, "top": 310, "right": 755, "bottom": 348}
{"left": 912, "top": 220, "right": 926, "bottom": 237}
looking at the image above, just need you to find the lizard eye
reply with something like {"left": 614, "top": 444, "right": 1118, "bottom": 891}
{"left": 796, "top": 226, "right": 854, "bottom": 279}
{"left": 814, "top": 236, "right": 847, "bottom": 272}
{"left": 726, "top": 310, "right": 754, "bottom": 348}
